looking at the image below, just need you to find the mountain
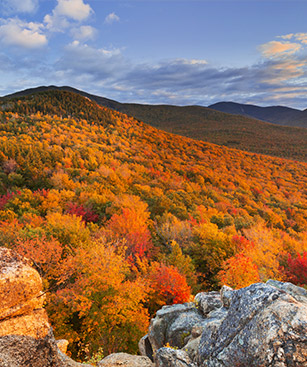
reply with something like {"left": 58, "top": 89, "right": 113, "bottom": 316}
{"left": 208, "top": 101, "right": 307, "bottom": 128}
{"left": 1, "top": 90, "right": 307, "bottom": 359}
{"left": 3, "top": 85, "right": 307, "bottom": 162}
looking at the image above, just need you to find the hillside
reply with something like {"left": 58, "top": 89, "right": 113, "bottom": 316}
{"left": 1, "top": 90, "right": 307, "bottom": 360}
{"left": 209, "top": 101, "right": 307, "bottom": 128}
{"left": 4, "top": 86, "right": 307, "bottom": 162}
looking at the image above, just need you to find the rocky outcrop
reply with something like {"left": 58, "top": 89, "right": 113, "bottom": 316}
{"left": 98, "top": 353, "right": 153, "bottom": 367}
{"left": 0, "top": 247, "right": 84, "bottom": 367}
{"left": 141, "top": 280, "right": 307, "bottom": 367}
{"left": 155, "top": 348, "right": 195, "bottom": 367}
{"left": 147, "top": 303, "right": 205, "bottom": 354}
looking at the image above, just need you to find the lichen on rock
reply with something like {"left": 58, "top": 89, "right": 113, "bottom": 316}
{"left": 140, "top": 280, "right": 307, "bottom": 367}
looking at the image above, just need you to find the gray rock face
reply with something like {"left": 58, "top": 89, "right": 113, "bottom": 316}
{"left": 194, "top": 292, "right": 222, "bottom": 316}
{"left": 266, "top": 279, "right": 307, "bottom": 303}
{"left": 155, "top": 348, "right": 195, "bottom": 367}
{"left": 141, "top": 281, "right": 307, "bottom": 367}
{"left": 148, "top": 303, "right": 204, "bottom": 353}
{"left": 199, "top": 282, "right": 307, "bottom": 366}
{"left": 139, "top": 335, "right": 154, "bottom": 361}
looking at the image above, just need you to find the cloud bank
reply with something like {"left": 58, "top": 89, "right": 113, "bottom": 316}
{"left": 1, "top": 4, "right": 307, "bottom": 109}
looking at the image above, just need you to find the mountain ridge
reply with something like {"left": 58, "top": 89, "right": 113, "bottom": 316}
{"left": 3, "top": 86, "right": 307, "bottom": 162}
{"left": 208, "top": 101, "right": 307, "bottom": 127}
{"left": 3, "top": 85, "right": 307, "bottom": 128}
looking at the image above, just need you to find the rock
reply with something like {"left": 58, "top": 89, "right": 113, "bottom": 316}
{"left": 0, "top": 247, "right": 84, "bottom": 367}
{"left": 98, "top": 353, "right": 153, "bottom": 367}
{"left": 194, "top": 292, "right": 222, "bottom": 316}
{"left": 266, "top": 279, "right": 307, "bottom": 304}
{"left": 142, "top": 281, "right": 307, "bottom": 367}
{"left": 220, "top": 285, "right": 234, "bottom": 308}
{"left": 56, "top": 339, "right": 69, "bottom": 354}
{"left": 148, "top": 303, "right": 204, "bottom": 353}
{"left": 155, "top": 347, "right": 195, "bottom": 367}
{"left": 199, "top": 282, "right": 307, "bottom": 366}
{"left": 139, "top": 335, "right": 154, "bottom": 361}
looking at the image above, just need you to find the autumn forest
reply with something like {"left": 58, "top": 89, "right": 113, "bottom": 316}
{"left": 1, "top": 90, "right": 307, "bottom": 361}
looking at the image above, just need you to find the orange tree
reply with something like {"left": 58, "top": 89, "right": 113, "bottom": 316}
{"left": 47, "top": 241, "right": 149, "bottom": 360}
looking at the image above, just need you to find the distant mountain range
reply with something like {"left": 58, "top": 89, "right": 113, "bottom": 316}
{"left": 3, "top": 85, "right": 307, "bottom": 161}
{"left": 5, "top": 85, "right": 307, "bottom": 128}
{"left": 208, "top": 101, "right": 307, "bottom": 128}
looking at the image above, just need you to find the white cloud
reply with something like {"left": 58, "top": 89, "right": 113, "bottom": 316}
{"left": 55, "top": 0, "right": 92, "bottom": 21}
{"left": 179, "top": 59, "right": 207, "bottom": 65}
{"left": 71, "top": 25, "right": 96, "bottom": 40}
{"left": 56, "top": 41, "right": 125, "bottom": 80}
{"left": 105, "top": 12, "right": 120, "bottom": 24}
{"left": 44, "top": 0, "right": 93, "bottom": 31}
{"left": 0, "top": 18, "right": 47, "bottom": 49}
{"left": 259, "top": 41, "right": 301, "bottom": 58}
{"left": 1, "top": 0, "right": 38, "bottom": 14}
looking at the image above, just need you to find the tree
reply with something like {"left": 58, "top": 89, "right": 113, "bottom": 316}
{"left": 189, "top": 222, "right": 235, "bottom": 290}
{"left": 161, "top": 240, "right": 198, "bottom": 292}
{"left": 218, "top": 253, "right": 260, "bottom": 289}
{"left": 147, "top": 262, "right": 191, "bottom": 314}
{"left": 107, "top": 207, "right": 152, "bottom": 258}
{"left": 47, "top": 241, "right": 149, "bottom": 360}
{"left": 283, "top": 252, "right": 307, "bottom": 286}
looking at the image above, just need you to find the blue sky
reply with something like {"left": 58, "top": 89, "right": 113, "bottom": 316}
{"left": 1, "top": 0, "right": 307, "bottom": 108}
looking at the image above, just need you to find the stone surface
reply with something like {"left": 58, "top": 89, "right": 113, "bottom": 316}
{"left": 0, "top": 247, "right": 85, "bottom": 367}
{"left": 194, "top": 292, "right": 222, "bottom": 316}
{"left": 141, "top": 281, "right": 307, "bottom": 367}
{"left": 139, "top": 335, "right": 154, "bottom": 361}
{"left": 155, "top": 348, "right": 195, "bottom": 367}
{"left": 148, "top": 303, "right": 204, "bottom": 353}
{"left": 98, "top": 353, "right": 153, "bottom": 367}
{"left": 199, "top": 282, "right": 307, "bottom": 366}
{"left": 0, "top": 248, "right": 44, "bottom": 322}
{"left": 267, "top": 279, "right": 307, "bottom": 304}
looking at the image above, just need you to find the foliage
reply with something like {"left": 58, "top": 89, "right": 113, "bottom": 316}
{"left": 47, "top": 242, "right": 149, "bottom": 359}
{"left": 218, "top": 253, "right": 260, "bottom": 289}
{"left": 147, "top": 262, "right": 191, "bottom": 313}
{"left": 1, "top": 90, "right": 307, "bottom": 358}
{"left": 283, "top": 252, "right": 307, "bottom": 286}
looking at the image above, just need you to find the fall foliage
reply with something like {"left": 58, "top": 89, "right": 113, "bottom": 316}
{"left": 1, "top": 90, "right": 307, "bottom": 358}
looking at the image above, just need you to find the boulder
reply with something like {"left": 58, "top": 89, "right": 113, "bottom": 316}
{"left": 0, "top": 247, "right": 84, "bottom": 367}
{"left": 98, "top": 353, "right": 153, "bottom": 367}
{"left": 142, "top": 281, "right": 307, "bottom": 367}
{"left": 199, "top": 282, "right": 307, "bottom": 366}
{"left": 148, "top": 303, "right": 204, "bottom": 353}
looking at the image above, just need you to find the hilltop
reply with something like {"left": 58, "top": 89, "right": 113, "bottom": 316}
{"left": 4, "top": 86, "right": 307, "bottom": 162}
{"left": 0, "top": 90, "right": 307, "bottom": 360}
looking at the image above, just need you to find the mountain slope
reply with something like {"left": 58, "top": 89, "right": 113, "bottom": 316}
{"left": 4, "top": 86, "right": 307, "bottom": 162}
{"left": 209, "top": 101, "right": 307, "bottom": 127}
{"left": 1, "top": 90, "right": 307, "bottom": 358}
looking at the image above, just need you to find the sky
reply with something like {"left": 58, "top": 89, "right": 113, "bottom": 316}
{"left": 1, "top": 0, "right": 307, "bottom": 108}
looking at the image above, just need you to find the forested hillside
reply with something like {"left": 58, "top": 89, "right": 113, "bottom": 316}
{"left": 1, "top": 90, "right": 307, "bottom": 361}
{"left": 6, "top": 86, "right": 307, "bottom": 162}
